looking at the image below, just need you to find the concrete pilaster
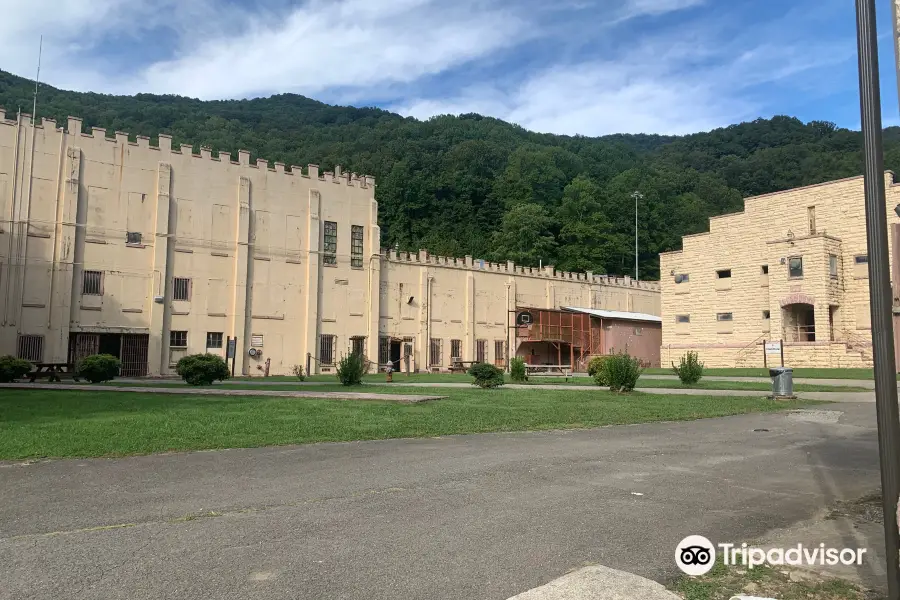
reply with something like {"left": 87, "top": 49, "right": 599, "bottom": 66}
{"left": 147, "top": 162, "right": 172, "bottom": 375}
{"left": 231, "top": 176, "right": 252, "bottom": 375}
{"left": 304, "top": 189, "right": 321, "bottom": 373}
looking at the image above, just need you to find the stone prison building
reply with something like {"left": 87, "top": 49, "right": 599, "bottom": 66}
{"left": 661, "top": 172, "right": 900, "bottom": 370}
{"left": 0, "top": 111, "right": 661, "bottom": 377}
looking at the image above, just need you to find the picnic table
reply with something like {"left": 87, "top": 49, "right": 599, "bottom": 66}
{"left": 449, "top": 360, "right": 478, "bottom": 374}
{"left": 28, "top": 363, "right": 80, "bottom": 383}
{"left": 524, "top": 364, "right": 571, "bottom": 381}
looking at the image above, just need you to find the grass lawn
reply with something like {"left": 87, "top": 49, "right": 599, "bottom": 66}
{"left": 0, "top": 388, "right": 814, "bottom": 459}
{"left": 643, "top": 367, "right": 875, "bottom": 380}
{"left": 669, "top": 561, "right": 881, "bottom": 599}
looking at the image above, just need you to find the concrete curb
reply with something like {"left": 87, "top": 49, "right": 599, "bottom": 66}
{"left": 506, "top": 566, "right": 680, "bottom": 599}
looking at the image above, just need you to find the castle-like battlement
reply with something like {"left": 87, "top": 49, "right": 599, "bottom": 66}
{"left": 0, "top": 107, "right": 376, "bottom": 189}
{"left": 380, "top": 248, "right": 660, "bottom": 290}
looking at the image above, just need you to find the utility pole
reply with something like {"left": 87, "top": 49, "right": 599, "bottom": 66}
{"left": 631, "top": 191, "right": 642, "bottom": 280}
{"left": 857, "top": 0, "right": 900, "bottom": 597}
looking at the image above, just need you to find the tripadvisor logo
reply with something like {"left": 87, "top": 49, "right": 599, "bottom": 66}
{"left": 675, "top": 535, "right": 868, "bottom": 575}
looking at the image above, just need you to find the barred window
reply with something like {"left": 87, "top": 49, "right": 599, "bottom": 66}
{"left": 378, "top": 336, "right": 390, "bottom": 366}
{"left": 494, "top": 340, "right": 505, "bottom": 362}
{"left": 82, "top": 270, "right": 103, "bottom": 295}
{"left": 170, "top": 330, "right": 188, "bottom": 348}
{"left": 320, "top": 334, "right": 336, "bottom": 365}
{"left": 17, "top": 334, "right": 43, "bottom": 362}
{"left": 430, "top": 338, "right": 442, "bottom": 366}
{"left": 450, "top": 339, "right": 462, "bottom": 359}
{"left": 351, "top": 336, "right": 365, "bottom": 357}
{"left": 476, "top": 339, "right": 487, "bottom": 363}
{"left": 173, "top": 277, "right": 191, "bottom": 301}
{"left": 351, "top": 225, "right": 364, "bottom": 268}
{"left": 324, "top": 221, "right": 337, "bottom": 266}
{"left": 206, "top": 332, "right": 223, "bottom": 348}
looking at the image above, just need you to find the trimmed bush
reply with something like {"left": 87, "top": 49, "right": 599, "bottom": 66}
{"left": 336, "top": 353, "right": 366, "bottom": 386}
{"left": 602, "top": 352, "right": 643, "bottom": 393}
{"left": 176, "top": 353, "right": 230, "bottom": 386}
{"left": 468, "top": 362, "right": 505, "bottom": 388}
{"left": 291, "top": 364, "right": 306, "bottom": 381}
{"left": 588, "top": 356, "right": 611, "bottom": 386}
{"left": 0, "top": 355, "right": 32, "bottom": 383}
{"left": 509, "top": 356, "right": 527, "bottom": 382}
{"left": 75, "top": 354, "right": 121, "bottom": 383}
{"left": 672, "top": 351, "right": 704, "bottom": 386}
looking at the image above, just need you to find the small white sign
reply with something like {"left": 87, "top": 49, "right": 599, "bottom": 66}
{"left": 765, "top": 341, "right": 782, "bottom": 355}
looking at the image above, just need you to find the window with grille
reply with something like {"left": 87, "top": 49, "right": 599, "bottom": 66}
{"left": 320, "top": 334, "right": 336, "bottom": 365}
{"left": 82, "top": 270, "right": 103, "bottom": 295}
{"left": 476, "top": 339, "right": 487, "bottom": 363}
{"left": 126, "top": 231, "right": 142, "bottom": 245}
{"left": 378, "top": 336, "right": 390, "bottom": 366}
{"left": 206, "top": 332, "right": 223, "bottom": 348}
{"left": 430, "top": 338, "right": 442, "bottom": 366}
{"left": 173, "top": 277, "right": 191, "bottom": 301}
{"left": 170, "top": 330, "right": 188, "bottom": 348}
{"left": 351, "top": 336, "right": 365, "bottom": 357}
{"left": 17, "top": 334, "right": 43, "bottom": 362}
{"left": 716, "top": 313, "right": 733, "bottom": 322}
{"left": 788, "top": 257, "right": 803, "bottom": 279}
{"left": 829, "top": 254, "right": 839, "bottom": 278}
{"left": 494, "top": 340, "right": 505, "bottom": 360}
{"left": 324, "top": 221, "right": 337, "bottom": 265}
{"left": 450, "top": 339, "right": 462, "bottom": 359}
{"left": 351, "top": 225, "right": 364, "bottom": 268}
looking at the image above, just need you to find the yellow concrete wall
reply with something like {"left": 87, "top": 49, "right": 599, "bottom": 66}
{"left": 0, "top": 111, "right": 661, "bottom": 375}
{"left": 660, "top": 173, "right": 893, "bottom": 368}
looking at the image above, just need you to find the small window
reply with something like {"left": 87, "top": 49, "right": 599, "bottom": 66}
{"left": 82, "top": 270, "right": 103, "bottom": 295}
{"left": 675, "top": 315, "right": 690, "bottom": 323}
{"left": 170, "top": 330, "right": 188, "bottom": 348}
{"left": 763, "top": 310, "right": 771, "bottom": 320}
{"left": 761, "top": 265, "right": 769, "bottom": 275}
{"left": 716, "top": 313, "right": 733, "bottom": 322}
{"left": 16, "top": 334, "right": 44, "bottom": 362}
{"left": 808, "top": 206, "right": 816, "bottom": 235}
{"left": 855, "top": 255, "right": 868, "bottom": 265}
{"left": 173, "top": 277, "right": 191, "bottom": 301}
{"left": 351, "top": 225, "right": 364, "bottom": 268}
{"left": 351, "top": 336, "right": 365, "bottom": 357}
{"left": 476, "top": 339, "right": 487, "bottom": 363}
{"left": 634, "top": 327, "right": 643, "bottom": 336}
{"left": 323, "top": 221, "right": 337, "bottom": 266}
{"left": 450, "top": 339, "right": 462, "bottom": 359}
{"left": 674, "top": 273, "right": 689, "bottom": 284}
{"left": 126, "top": 231, "right": 142, "bottom": 245}
{"left": 829, "top": 254, "right": 839, "bottom": 278}
{"left": 716, "top": 269, "right": 732, "bottom": 279}
{"left": 206, "top": 332, "right": 223, "bottom": 349}
{"left": 320, "top": 334, "right": 336, "bottom": 365}
{"left": 788, "top": 257, "right": 803, "bottom": 278}
{"left": 430, "top": 338, "right": 442, "bottom": 366}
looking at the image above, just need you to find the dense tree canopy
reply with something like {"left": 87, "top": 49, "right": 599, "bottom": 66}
{"left": 2, "top": 68, "right": 896, "bottom": 279}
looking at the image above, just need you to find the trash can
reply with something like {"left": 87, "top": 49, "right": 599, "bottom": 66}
{"left": 769, "top": 367, "right": 793, "bottom": 397}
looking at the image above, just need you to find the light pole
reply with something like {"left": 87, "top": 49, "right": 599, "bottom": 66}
{"left": 856, "top": 0, "right": 900, "bottom": 597}
{"left": 631, "top": 191, "right": 642, "bottom": 281}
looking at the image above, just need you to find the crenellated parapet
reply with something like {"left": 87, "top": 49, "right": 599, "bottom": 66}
{"left": 0, "top": 107, "right": 376, "bottom": 189}
{"left": 380, "top": 248, "right": 660, "bottom": 290}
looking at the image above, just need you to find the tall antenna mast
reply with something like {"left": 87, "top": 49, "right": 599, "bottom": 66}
{"left": 32, "top": 35, "right": 42, "bottom": 124}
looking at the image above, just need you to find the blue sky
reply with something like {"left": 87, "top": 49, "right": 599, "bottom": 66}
{"left": 2, "top": 0, "right": 899, "bottom": 136}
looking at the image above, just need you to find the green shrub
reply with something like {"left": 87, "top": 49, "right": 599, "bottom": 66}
{"left": 672, "top": 351, "right": 704, "bottom": 385}
{"left": 176, "top": 353, "right": 230, "bottom": 386}
{"left": 602, "top": 352, "right": 643, "bottom": 392}
{"left": 336, "top": 353, "right": 366, "bottom": 386}
{"left": 75, "top": 354, "right": 121, "bottom": 383}
{"left": 509, "top": 356, "right": 527, "bottom": 382}
{"left": 588, "top": 356, "right": 611, "bottom": 386}
{"left": 291, "top": 364, "right": 306, "bottom": 381}
{"left": 468, "top": 362, "right": 505, "bottom": 388}
{"left": 0, "top": 355, "right": 32, "bottom": 383}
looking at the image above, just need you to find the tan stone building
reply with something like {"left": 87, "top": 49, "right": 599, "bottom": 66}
{"left": 659, "top": 173, "right": 900, "bottom": 369}
{"left": 0, "top": 111, "right": 660, "bottom": 376}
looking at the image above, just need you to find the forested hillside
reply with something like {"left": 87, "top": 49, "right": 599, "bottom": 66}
{"left": 3, "top": 68, "right": 898, "bottom": 279}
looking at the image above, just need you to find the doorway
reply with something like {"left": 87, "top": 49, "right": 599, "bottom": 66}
{"left": 783, "top": 304, "right": 816, "bottom": 342}
{"left": 68, "top": 332, "right": 149, "bottom": 377}
{"left": 390, "top": 340, "right": 402, "bottom": 371}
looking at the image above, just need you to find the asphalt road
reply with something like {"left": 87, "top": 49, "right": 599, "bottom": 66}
{"left": 1, "top": 403, "right": 883, "bottom": 600}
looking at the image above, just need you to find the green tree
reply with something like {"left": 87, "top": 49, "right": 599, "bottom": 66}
{"left": 555, "top": 176, "right": 616, "bottom": 273}
{"left": 490, "top": 203, "right": 557, "bottom": 267}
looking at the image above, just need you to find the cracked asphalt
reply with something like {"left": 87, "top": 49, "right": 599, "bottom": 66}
{"left": 0, "top": 402, "right": 884, "bottom": 600}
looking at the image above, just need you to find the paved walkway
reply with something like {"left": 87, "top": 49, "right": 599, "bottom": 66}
{"left": 1, "top": 402, "right": 883, "bottom": 599}
{"left": 642, "top": 374, "right": 876, "bottom": 389}
{"left": 0, "top": 383, "right": 445, "bottom": 403}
